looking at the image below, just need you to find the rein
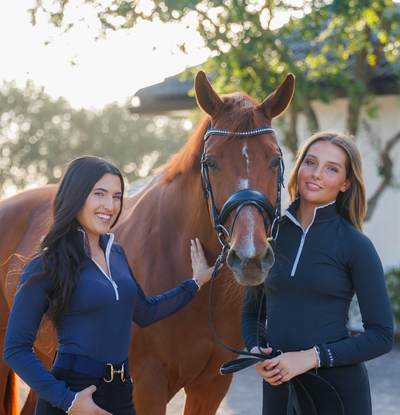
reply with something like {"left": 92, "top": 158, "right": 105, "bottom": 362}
{"left": 202, "top": 121, "right": 345, "bottom": 415}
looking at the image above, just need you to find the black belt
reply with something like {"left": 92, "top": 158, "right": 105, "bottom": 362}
{"left": 53, "top": 352, "right": 130, "bottom": 383}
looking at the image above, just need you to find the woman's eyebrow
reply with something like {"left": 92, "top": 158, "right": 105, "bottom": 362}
{"left": 93, "top": 188, "right": 122, "bottom": 194}
{"left": 306, "top": 153, "right": 343, "bottom": 168}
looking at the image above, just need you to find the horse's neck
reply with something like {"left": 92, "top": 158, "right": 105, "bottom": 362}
{"left": 175, "top": 171, "right": 222, "bottom": 250}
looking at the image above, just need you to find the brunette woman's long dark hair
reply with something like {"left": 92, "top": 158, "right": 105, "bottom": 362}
{"left": 26, "top": 156, "right": 124, "bottom": 329}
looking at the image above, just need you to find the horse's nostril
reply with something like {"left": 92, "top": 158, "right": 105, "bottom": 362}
{"left": 227, "top": 248, "right": 244, "bottom": 271}
{"left": 261, "top": 245, "right": 275, "bottom": 271}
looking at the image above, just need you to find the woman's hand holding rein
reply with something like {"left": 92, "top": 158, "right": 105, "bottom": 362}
{"left": 69, "top": 386, "right": 112, "bottom": 415}
{"left": 253, "top": 348, "right": 319, "bottom": 386}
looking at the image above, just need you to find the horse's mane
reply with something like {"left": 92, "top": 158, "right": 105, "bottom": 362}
{"left": 160, "top": 93, "right": 260, "bottom": 183}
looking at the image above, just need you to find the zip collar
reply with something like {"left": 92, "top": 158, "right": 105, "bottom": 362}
{"left": 77, "top": 229, "right": 119, "bottom": 300}
{"left": 77, "top": 229, "right": 115, "bottom": 258}
{"left": 283, "top": 199, "right": 337, "bottom": 277}
{"left": 285, "top": 198, "right": 337, "bottom": 231}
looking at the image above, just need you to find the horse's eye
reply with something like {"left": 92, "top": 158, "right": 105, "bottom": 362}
{"left": 271, "top": 156, "right": 281, "bottom": 170}
{"left": 206, "top": 159, "right": 217, "bottom": 170}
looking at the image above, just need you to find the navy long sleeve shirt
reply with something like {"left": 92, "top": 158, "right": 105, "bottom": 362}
{"left": 242, "top": 199, "right": 394, "bottom": 368}
{"left": 3, "top": 232, "right": 198, "bottom": 412}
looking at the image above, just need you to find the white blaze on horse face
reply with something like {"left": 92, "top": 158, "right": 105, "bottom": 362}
{"left": 236, "top": 140, "right": 256, "bottom": 257}
{"left": 238, "top": 141, "right": 251, "bottom": 190}
{"left": 242, "top": 141, "right": 250, "bottom": 175}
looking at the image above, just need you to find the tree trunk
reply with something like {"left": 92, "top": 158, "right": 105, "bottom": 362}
{"left": 284, "top": 104, "right": 299, "bottom": 156}
{"left": 347, "top": 100, "right": 360, "bottom": 137}
{"left": 304, "top": 101, "right": 319, "bottom": 134}
{"left": 365, "top": 131, "right": 400, "bottom": 221}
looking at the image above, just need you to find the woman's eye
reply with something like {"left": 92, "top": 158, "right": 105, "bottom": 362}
{"left": 305, "top": 160, "right": 314, "bottom": 166}
{"left": 114, "top": 195, "right": 121, "bottom": 200}
{"left": 329, "top": 167, "right": 338, "bottom": 173}
{"left": 94, "top": 192, "right": 104, "bottom": 196}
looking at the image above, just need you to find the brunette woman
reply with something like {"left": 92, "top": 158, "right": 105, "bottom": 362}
{"left": 241, "top": 131, "right": 394, "bottom": 414}
{"left": 4, "top": 155, "right": 212, "bottom": 415}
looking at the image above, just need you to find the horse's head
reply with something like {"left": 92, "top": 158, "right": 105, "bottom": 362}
{"left": 195, "top": 70, "right": 295, "bottom": 286}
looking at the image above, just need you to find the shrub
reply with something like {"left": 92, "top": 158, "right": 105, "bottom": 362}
{"left": 385, "top": 266, "right": 400, "bottom": 332}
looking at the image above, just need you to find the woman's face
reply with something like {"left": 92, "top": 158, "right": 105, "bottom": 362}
{"left": 76, "top": 173, "right": 122, "bottom": 240}
{"left": 298, "top": 140, "right": 350, "bottom": 210}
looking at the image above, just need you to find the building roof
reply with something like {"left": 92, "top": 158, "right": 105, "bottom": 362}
{"left": 129, "top": 18, "right": 399, "bottom": 117}
{"left": 129, "top": 76, "right": 196, "bottom": 118}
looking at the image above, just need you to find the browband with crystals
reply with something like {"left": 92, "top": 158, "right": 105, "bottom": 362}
{"left": 204, "top": 126, "right": 276, "bottom": 142}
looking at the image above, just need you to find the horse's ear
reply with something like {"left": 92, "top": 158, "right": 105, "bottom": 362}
{"left": 258, "top": 73, "right": 295, "bottom": 120}
{"left": 195, "top": 70, "right": 224, "bottom": 117}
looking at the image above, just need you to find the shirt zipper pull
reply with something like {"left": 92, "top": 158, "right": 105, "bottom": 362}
{"left": 110, "top": 278, "right": 119, "bottom": 300}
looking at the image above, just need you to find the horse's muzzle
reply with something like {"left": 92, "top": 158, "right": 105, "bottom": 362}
{"left": 226, "top": 243, "right": 275, "bottom": 285}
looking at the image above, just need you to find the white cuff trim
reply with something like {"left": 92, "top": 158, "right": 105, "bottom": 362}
{"left": 66, "top": 393, "right": 77, "bottom": 413}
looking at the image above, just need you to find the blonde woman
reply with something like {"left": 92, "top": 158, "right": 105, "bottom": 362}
{"left": 241, "top": 131, "right": 394, "bottom": 414}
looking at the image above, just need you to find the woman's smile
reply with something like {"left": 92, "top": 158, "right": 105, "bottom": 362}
{"left": 95, "top": 212, "right": 112, "bottom": 222}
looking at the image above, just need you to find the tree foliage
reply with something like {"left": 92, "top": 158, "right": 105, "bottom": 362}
{"left": 26, "top": 0, "right": 400, "bottom": 220}
{"left": 188, "top": 0, "right": 400, "bottom": 219}
{"left": 0, "top": 81, "right": 191, "bottom": 199}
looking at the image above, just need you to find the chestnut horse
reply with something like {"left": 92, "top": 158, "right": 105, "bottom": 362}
{"left": 0, "top": 70, "right": 294, "bottom": 415}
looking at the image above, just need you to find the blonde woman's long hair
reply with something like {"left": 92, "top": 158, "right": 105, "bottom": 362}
{"left": 287, "top": 131, "right": 366, "bottom": 232}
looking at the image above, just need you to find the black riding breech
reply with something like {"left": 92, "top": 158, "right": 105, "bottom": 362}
{"left": 262, "top": 362, "right": 371, "bottom": 415}
{"left": 35, "top": 366, "right": 136, "bottom": 415}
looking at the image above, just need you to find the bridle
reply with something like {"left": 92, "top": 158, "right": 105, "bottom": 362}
{"left": 200, "top": 122, "right": 285, "bottom": 248}
{"left": 201, "top": 119, "right": 284, "bottom": 356}
{"left": 201, "top": 120, "right": 345, "bottom": 415}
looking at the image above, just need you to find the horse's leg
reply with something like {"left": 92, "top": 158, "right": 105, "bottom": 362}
{"left": 0, "top": 365, "right": 19, "bottom": 415}
{"left": 132, "top": 361, "right": 175, "bottom": 415}
{"left": 183, "top": 373, "right": 233, "bottom": 415}
{"left": 0, "top": 284, "right": 19, "bottom": 415}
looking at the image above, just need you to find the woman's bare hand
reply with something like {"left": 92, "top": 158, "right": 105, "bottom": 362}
{"left": 190, "top": 238, "right": 221, "bottom": 288}
{"left": 69, "top": 385, "right": 113, "bottom": 415}
{"left": 255, "top": 348, "right": 318, "bottom": 385}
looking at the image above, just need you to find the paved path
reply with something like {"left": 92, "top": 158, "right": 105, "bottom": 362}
{"left": 167, "top": 342, "right": 400, "bottom": 415}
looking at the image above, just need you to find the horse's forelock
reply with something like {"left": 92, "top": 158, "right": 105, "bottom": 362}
{"left": 160, "top": 93, "right": 265, "bottom": 183}
{"left": 219, "top": 93, "right": 261, "bottom": 136}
